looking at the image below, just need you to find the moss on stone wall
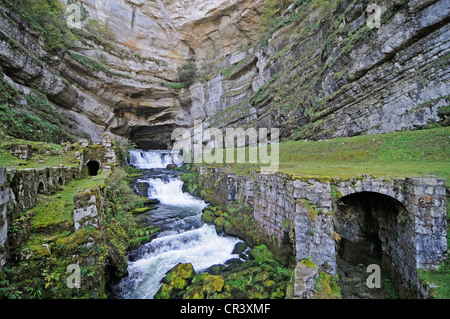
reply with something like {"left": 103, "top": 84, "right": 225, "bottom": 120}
{"left": 0, "top": 157, "right": 157, "bottom": 299}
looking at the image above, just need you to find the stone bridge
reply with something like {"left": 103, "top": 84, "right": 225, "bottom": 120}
{"left": 198, "top": 167, "right": 447, "bottom": 298}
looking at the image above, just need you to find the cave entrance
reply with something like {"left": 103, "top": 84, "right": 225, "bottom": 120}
{"left": 37, "top": 182, "right": 45, "bottom": 194}
{"left": 334, "top": 192, "right": 408, "bottom": 298}
{"left": 87, "top": 161, "right": 100, "bottom": 176}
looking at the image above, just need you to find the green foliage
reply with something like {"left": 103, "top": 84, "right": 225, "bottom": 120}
{"left": 2, "top": 0, "right": 79, "bottom": 52}
{"left": 68, "top": 51, "right": 129, "bottom": 78}
{"left": 179, "top": 168, "right": 201, "bottom": 196}
{"left": 260, "top": 0, "right": 282, "bottom": 31}
{"left": 113, "top": 138, "right": 137, "bottom": 167}
{"left": 260, "top": 0, "right": 294, "bottom": 32}
{"left": 177, "top": 60, "right": 198, "bottom": 87}
{"left": 0, "top": 76, "right": 75, "bottom": 144}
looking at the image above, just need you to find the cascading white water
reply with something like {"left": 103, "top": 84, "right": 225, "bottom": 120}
{"left": 113, "top": 150, "right": 243, "bottom": 299}
{"left": 140, "top": 177, "right": 204, "bottom": 207}
{"left": 128, "top": 150, "right": 183, "bottom": 169}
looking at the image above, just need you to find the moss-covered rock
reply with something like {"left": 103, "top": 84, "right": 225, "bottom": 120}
{"left": 202, "top": 209, "right": 216, "bottom": 224}
{"left": 313, "top": 271, "right": 341, "bottom": 299}
{"left": 183, "top": 272, "right": 224, "bottom": 299}
{"left": 154, "top": 283, "right": 174, "bottom": 299}
{"left": 213, "top": 216, "right": 226, "bottom": 233}
{"left": 249, "top": 245, "right": 278, "bottom": 265}
{"left": 155, "top": 263, "right": 197, "bottom": 299}
{"left": 163, "top": 263, "right": 196, "bottom": 285}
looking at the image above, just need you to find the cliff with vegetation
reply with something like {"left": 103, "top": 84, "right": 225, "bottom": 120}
{"left": 0, "top": 0, "right": 448, "bottom": 299}
{"left": 0, "top": 0, "right": 447, "bottom": 149}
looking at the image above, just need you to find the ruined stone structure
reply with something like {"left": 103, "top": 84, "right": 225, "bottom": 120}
{"left": 198, "top": 167, "right": 447, "bottom": 298}
{"left": 0, "top": 136, "right": 116, "bottom": 273}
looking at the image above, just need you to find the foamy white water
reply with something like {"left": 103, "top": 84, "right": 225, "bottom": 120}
{"left": 139, "top": 177, "right": 206, "bottom": 207}
{"left": 128, "top": 150, "right": 182, "bottom": 169}
{"left": 113, "top": 150, "right": 243, "bottom": 299}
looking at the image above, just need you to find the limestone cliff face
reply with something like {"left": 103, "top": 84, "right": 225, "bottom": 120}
{"left": 0, "top": 0, "right": 448, "bottom": 148}
{"left": 0, "top": 0, "right": 263, "bottom": 148}
{"left": 189, "top": 0, "right": 450, "bottom": 142}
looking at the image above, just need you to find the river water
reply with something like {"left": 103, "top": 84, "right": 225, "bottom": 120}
{"left": 112, "top": 150, "right": 243, "bottom": 299}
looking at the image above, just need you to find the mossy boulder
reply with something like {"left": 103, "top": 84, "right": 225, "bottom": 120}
{"left": 163, "top": 263, "right": 196, "bottom": 284}
{"left": 155, "top": 263, "right": 196, "bottom": 299}
{"left": 155, "top": 284, "right": 174, "bottom": 299}
{"left": 183, "top": 273, "right": 224, "bottom": 299}
{"left": 232, "top": 242, "right": 248, "bottom": 255}
{"left": 255, "top": 271, "right": 271, "bottom": 283}
{"left": 202, "top": 209, "right": 216, "bottom": 224}
{"left": 313, "top": 271, "right": 341, "bottom": 299}
{"left": 248, "top": 245, "right": 278, "bottom": 265}
{"left": 213, "top": 216, "right": 226, "bottom": 232}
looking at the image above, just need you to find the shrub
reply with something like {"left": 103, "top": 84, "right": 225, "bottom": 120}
{"left": 177, "top": 60, "right": 198, "bottom": 87}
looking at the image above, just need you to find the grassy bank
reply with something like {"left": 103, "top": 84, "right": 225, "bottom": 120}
{"left": 201, "top": 126, "right": 450, "bottom": 182}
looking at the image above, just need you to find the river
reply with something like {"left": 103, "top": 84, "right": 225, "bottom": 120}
{"left": 112, "top": 150, "right": 243, "bottom": 299}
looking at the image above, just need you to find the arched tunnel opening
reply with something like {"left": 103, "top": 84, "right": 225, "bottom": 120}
{"left": 37, "top": 182, "right": 45, "bottom": 194}
{"left": 87, "top": 160, "right": 100, "bottom": 176}
{"left": 334, "top": 192, "right": 408, "bottom": 298}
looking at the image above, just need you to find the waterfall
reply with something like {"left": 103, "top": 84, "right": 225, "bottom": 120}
{"left": 128, "top": 150, "right": 183, "bottom": 169}
{"left": 113, "top": 150, "right": 243, "bottom": 299}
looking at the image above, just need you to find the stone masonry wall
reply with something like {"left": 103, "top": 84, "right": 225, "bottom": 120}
{"left": 198, "top": 167, "right": 447, "bottom": 297}
{"left": 0, "top": 168, "right": 10, "bottom": 270}
{"left": 0, "top": 165, "right": 80, "bottom": 272}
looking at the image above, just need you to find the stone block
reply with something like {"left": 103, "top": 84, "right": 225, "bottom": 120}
{"left": 0, "top": 167, "right": 6, "bottom": 187}
{"left": 294, "top": 261, "right": 318, "bottom": 299}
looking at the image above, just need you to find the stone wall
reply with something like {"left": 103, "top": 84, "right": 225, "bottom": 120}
{"left": 0, "top": 137, "right": 116, "bottom": 273}
{"left": 198, "top": 167, "right": 447, "bottom": 298}
{"left": 0, "top": 165, "right": 80, "bottom": 272}
{"left": 73, "top": 186, "right": 105, "bottom": 231}
{"left": 0, "top": 168, "right": 10, "bottom": 270}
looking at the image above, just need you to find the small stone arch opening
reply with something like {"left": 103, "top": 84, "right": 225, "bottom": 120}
{"left": 87, "top": 160, "right": 100, "bottom": 176}
{"left": 37, "top": 182, "right": 45, "bottom": 194}
{"left": 334, "top": 192, "right": 409, "bottom": 298}
{"left": 58, "top": 176, "right": 64, "bottom": 185}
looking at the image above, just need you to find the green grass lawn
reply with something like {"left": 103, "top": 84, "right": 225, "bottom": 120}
{"left": 0, "top": 136, "right": 78, "bottom": 169}
{"left": 30, "top": 170, "right": 109, "bottom": 234}
{"left": 202, "top": 126, "right": 450, "bottom": 182}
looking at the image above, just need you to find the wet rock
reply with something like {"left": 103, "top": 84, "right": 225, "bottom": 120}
{"left": 155, "top": 263, "right": 196, "bottom": 299}
{"left": 232, "top": 242, "right": 248, "bottom": 255}
{"left": 205, "top": 264, "right": 227, "bottom": 276}
{"left": 183, "top": 273, "right": 224, "bottom": 299}
{"left": 201, "top": 209, "right": 216, "bottom": 224}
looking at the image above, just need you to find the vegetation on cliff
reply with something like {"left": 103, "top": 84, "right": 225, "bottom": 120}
{"left": 0, "top": 71, "right": 75, "bottom": 145}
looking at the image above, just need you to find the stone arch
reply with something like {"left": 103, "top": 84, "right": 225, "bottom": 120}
{"left": 37, "top": 181, "right": 45, "bottom": 194}
{"left": 335, "top": 177, "right": 407, "bottom": 208}
{"left": 87, "top": 160, "right": 100, "bottom": 176}
{"left": 334, "top": 191, "right": 412, "bottom": 297}
{"left": 58, "top": 175, "right": 64, "bottom": 186}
